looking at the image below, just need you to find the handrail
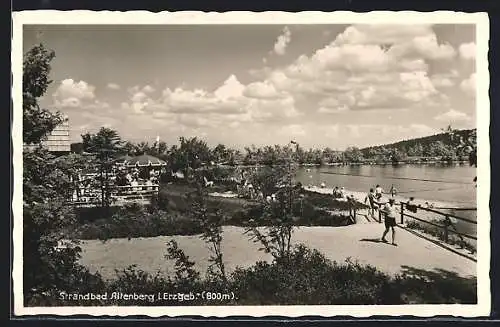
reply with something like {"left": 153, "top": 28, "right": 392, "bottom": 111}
{"left": 401, "top": 212, "right": 477, "bottom": 241}
{"left": 406, "top": 204, "right": 477, "bottom": 225}
{"left": 394, "top": 201, "right": 477, "bottom": 247}
{"left": 431, "top": 207, "right": 477, "bottom": 211}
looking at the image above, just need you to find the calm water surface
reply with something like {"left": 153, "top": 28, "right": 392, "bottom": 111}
{"left": 296, "top": 163, "right": 478, "bottom": 236}
{"left": 295, "top": 163, "right": 477, "bottom": 206}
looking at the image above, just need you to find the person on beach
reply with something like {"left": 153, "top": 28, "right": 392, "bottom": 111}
{"left": 375, "top": 184, "right": 384, "bottom": 200}
{"left": 389, "top": 184, "right": 397, "bottom": 198}
{"left": 406, "top": 196, "right": 418, "bottom": 213}
{"left": 333, "top": 186, "right": 341, "bottom": 198}
{"left": 381, "top": 198, "right": 398, "bottom": 246}
{"left": 340, "top": 187, "right": 346, "bottom": 199}
{"left": 364, "top": 188, "right": 378, "bottom": 218}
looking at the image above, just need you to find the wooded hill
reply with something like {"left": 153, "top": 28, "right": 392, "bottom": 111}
{"left": 358, "top": 128, "right": 476, "bottom": 163}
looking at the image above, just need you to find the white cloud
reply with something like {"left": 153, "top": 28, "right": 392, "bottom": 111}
{"left": 142, "top": 85, "right": 156, "bottom": 93}
{"left": 460, "top": 73, "right": 476, "bottom": 97}
{"left": 131, "top": 91, "right": 148, "bottom": 103}
{"left": 403, "top": 34, "right": 456, "bottom": 60}
{"left": 213, "top": 75, "right": 245, "bottom": 100}
{"left": 318, "top": 105, "right": 349, "bottom": 114}
{"left": 254, "top": 24, "right": 452, "bottom": 114}
{"left": 434, "top": 109, "right": 471, "bottom": 122}
{"left": 243, "top": 81, "right": 285, "bottom": 99}
{"left": 334, "top": 25, "right": 432, "bottom": 46}
{"left": 273, "top": 26, "right": 292, "bottom": 55}
{"left": 430, "top": 74, "right": 455, "bottom": 88}
{"left": 53, "top": 79, "right": 96, "bottom": 108}
{"left": 334, "top": 25, "right": 456, "bottom": 60}
{"left": 459, "top": 42, "right": 476, "bottom": 60}
{"left": 107, "top": 83, "right": 121, "bottom": 90}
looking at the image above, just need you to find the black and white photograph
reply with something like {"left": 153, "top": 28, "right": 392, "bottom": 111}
{"left": 12, "top": 11, "right": 490, "bottom": 317}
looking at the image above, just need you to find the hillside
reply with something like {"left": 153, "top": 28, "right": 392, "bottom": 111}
{"left": 356, "top": 128, "right": 476, "bottom": 163}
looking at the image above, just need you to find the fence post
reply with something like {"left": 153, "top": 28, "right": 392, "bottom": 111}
{"left": 444, "top": 215, "right": 449, "bottom": 243}
{"left": 400, "top": 202, "right": 404, "bottom": 225}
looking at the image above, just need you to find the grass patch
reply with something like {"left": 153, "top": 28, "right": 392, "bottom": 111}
{"left": 405, "top": 219, "right": 476, "bottom": 254}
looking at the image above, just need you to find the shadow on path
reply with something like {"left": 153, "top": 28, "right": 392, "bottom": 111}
{"left": 359, "top": 238, "right": 385, "bottom": 244}
{"left": 393, "top": 265, "right": 477, "bottom": 304}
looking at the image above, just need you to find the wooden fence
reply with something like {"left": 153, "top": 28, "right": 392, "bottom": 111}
{"left": 70, "top": 184, "right": 160, "bottom": 207}
{"left": 376, "top": 201, "right": 477, "bottom": 244}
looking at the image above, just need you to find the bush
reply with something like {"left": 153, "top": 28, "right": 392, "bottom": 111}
{"left": 231, "top": 244, "right": 397, "bottom": 305}
{"left": 74, "top": 204, "right": 203, "bottom": 240}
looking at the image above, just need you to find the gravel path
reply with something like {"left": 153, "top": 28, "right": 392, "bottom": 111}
{"left": 79, "top": 225, "right": 476, "bottom": 281}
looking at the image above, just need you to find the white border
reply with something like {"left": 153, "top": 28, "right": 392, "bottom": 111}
{"left": 12, "top": 10, "right": 491, "bottom": 317}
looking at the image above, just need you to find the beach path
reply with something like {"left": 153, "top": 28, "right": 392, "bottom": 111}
{"left": 79, "top": 225, "right": 476, "bottom": 281}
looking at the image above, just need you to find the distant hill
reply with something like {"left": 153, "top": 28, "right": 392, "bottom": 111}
{"left": 359, "top": 128, "right": 476, "bottom": 162}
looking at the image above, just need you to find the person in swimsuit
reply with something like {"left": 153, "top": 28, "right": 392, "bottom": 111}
{"left": 364, "top": 188, "right": 378, "bottom": 218}
{"left": 375, "top": 184, "right": 384, "bottom": 200}
{"left": 389, "top": 184, "right": 397, "bottom": 198}
{"left": 381, "top": 198, "right": 398, "bottom": 246}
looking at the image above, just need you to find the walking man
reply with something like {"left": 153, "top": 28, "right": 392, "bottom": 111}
{"left": 381, "top": 198, "right": 398, "bottom": 246}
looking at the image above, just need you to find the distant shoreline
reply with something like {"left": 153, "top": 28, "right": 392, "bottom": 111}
{"left": 219, "top": 160, "right": 473, "bottom": 168}
{"left": 300, "top": 160, "right": 472, "bottom": 167}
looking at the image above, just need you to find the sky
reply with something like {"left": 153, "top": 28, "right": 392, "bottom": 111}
{"left": 23, "top": 24, "right": 477, "bottom": 150}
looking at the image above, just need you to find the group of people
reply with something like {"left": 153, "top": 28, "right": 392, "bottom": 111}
{"left": 363, "top": 184, "right": 400, "bottom": 246}
{"left": 115, "top": 167, "right": 162, "bottom": 193}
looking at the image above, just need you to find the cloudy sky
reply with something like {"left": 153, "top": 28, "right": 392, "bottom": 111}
{"left": 23, "top": 24, "right": 477, "bottom": 150}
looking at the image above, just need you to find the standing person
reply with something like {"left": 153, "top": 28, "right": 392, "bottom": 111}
{"left": 375, "top": 184, "right": 384, "bottom": 200}
{"left": 381, "top": 198, "right": 398, "bottom": 246}
{"left": 390, "top": 184, "right": 397, "bottom": 198}
{"left": 364, "top": 188, "right": 378, "bottom": 218}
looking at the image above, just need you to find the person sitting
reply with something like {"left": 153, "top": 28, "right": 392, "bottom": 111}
{"left": 406, "top": 197, "right": 418, "bottom": 213}
{"left": 339, "top": 187, "right": 346, "bottom": 199}
{"left": 333, "top": 186, "right": 341, "bottom": 198}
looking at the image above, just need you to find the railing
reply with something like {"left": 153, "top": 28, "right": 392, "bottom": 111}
{"left": 376, "top": 200, "right": 477, "bottom": 244}
{"left": 70, "top": 184, "right": 160, "bottom": 207}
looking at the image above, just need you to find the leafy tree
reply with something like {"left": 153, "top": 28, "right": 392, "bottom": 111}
{"left": 187, "top": 186, "right": 227, "bottom": 283}
{"left": 133, "top": 141, "right": 151, "bottom": 156}
{"left": 23, "top": 44, "right": 103, "bottom": 305}
{"left": 23, "top": 44, "right": 64, "bottom": 144}
{"left": 170, "top": 137, "right": 212, "bottom": 178}
{"left": 122, "top": 141, "right": 137, "bottom": 156}
{"left": 344, "top": 146, "right": 364, "bottom": 163}
{"left": 81, "top": 127, "right": 123, "bottom": 211}
{"left": 81, "top": 127, "right": 123, "bottom": 158}
{"left": 244, "top": 144, "right": 301, "bottom": 260}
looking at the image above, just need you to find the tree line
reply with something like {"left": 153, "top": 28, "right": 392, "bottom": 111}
{"left": 71, "top": 126, "right": 477, "bottom": 169}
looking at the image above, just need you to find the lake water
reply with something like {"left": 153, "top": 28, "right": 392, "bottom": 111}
{"left": 295, "top": 163, "right": 478, "bottom": 237}
{"left": 295, "top": 163, "right": 477, "bottom": 206}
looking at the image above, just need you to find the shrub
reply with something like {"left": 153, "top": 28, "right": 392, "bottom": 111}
{"left": 74, "top": 205, "right": 203, "bottom": 240}
{"left": 231, "top": 244, "right": 397, "bottom": 305}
